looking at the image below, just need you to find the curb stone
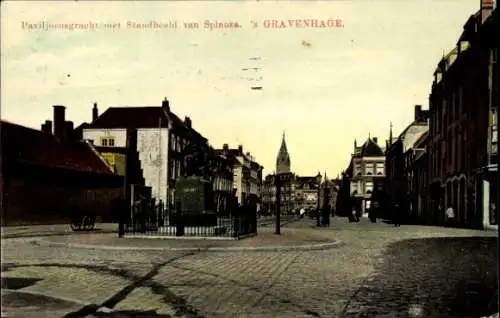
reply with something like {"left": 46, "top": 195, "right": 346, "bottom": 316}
{"left": 1, "top": 288, "right": 92, "bottom": 307}
{"left": 32, "top": 237, "right": 344, "bottom": 252}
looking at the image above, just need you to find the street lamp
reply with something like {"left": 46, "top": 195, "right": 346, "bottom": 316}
{"left": 275, "top": 172, "right": 293, "bottom": 235}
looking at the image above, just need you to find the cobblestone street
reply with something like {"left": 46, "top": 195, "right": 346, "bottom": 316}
{"left": 1, "top": 218, "right": 498, "bottom": 317}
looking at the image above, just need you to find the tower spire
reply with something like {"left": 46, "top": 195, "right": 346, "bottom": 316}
{"left": 276, "top": 132, "right": 291, "bottom": 174}
{"left": 389, "top": 121, "right": 393, "bottom": 143}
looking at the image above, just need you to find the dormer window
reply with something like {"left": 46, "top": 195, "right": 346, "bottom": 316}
{"left": 100, "top": 137, "right": 115, "bottom": 147}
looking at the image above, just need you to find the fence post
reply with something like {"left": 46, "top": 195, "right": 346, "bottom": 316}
{"left": 118, "top": 198, "right": 125, "bottom": 238}
{"left": 176, "top": 202, "right": 184, "bottom": 236}
{"left": 233, "top": 206, "right": 240, "bottom": 238}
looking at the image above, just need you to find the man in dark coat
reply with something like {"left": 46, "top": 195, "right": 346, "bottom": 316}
{"left": 393, "top": 202, "right": 401, "bottom": 227}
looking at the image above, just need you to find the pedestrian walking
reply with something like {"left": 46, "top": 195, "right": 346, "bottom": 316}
{"left": 445, "top": 205, "right": 455, "bottom": 227}
{"left": 350, "top": 208, "right": 357, "bottom": 223}
{"left": 299, "top": 207, "right": 306, "bottom": 219}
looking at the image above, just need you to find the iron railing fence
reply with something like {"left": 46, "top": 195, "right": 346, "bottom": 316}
{"left": 122, "top": 203, "right": 257, "bottom": 239}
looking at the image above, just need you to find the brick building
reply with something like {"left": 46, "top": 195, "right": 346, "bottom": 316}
{"left": 427, "top": 4, "right": 498, "bottom": 228}
{"left": 1, "top": 107, "right": 123, "bottom": 226}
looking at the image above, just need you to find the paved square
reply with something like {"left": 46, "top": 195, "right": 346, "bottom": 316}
{"left": 1, "top": 218, "right": 498, "bottom": 317}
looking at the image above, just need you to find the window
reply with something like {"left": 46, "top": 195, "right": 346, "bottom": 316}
{"left": 176, "top": 137, "right": 182, "bottom": 152}
{"left": 365, "top": 181, "right": 373, "bottom": 194}
{"left": 100, "top": 137, "right": 115, "bottom": 147}
{"left": 170, "top": 134, "right": 175, "bottom": 151}
{"left": 458, "top": 86, "right": 463, "bottom": 115}
{"left": 169, "top": 160, "right": 174, "bottom": 179}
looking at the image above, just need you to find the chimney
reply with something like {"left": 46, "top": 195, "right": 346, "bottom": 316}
{"left": 92, "top": 103, "right": 99, "bottom": 122}
{"left": 481, "top": 0, "right": 494, "bottom": 24}
{"left": 65, "top": 121, "right": 74, "bottom": 142}
{"left": 41, "top": 120, "right": 52, "bottom": 134}
{"left": 238, "top": 145, "right": 243, "bottom": 153}
{"left": 414, "top": 105, "right": 422, "bottom": 121}
{"left": 184, "top": 116, "right": 192, "bottom": 128}
{"left": 373, "top": 137, "right": 378, "bottom": 144}
{"left": 223, "top": 143, "right": 229, "bottom": 150}
{"left": 53, "top": 105, "right": 66, "bottom": 141}
{"left": 162, "top": 97, "right": 170, "bottom": 113}
{"left": 421, "top": 110, "right": 430, "bottom": 120}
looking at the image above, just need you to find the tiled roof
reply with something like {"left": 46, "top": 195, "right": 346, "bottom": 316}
{"left": 1, "top": 120, "right": 114, "bottom": 175}
{"left": 413, "top": 131, "right": 429, "bottom": 148}
{"left": 295, "top": 176, "right": 319, "bottom": 189}
{"left": 360, "top": 138, "right": 384, "bottom": 157}
{"left": 85, "top": 106, "right": 207, "bottom": 142}
{"left": 86, "top": 107, "right": 170, "bottom": 129}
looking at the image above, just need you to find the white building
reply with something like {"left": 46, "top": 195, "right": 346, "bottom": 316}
{"left": 81, "top": 98, "right": 207, "bottom": 206}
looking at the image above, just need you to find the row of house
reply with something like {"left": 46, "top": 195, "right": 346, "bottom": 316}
{"left": 260, "top": 132, "right": 341, "bottom": 216}
{"left": 1, "top": 98, "right": 263, "bottom": 225}
{"left": 385, "top": 4, "right": 499, "bottom": 230}
{"left": 335, "top": 3, "right": 498, "bottom": 229}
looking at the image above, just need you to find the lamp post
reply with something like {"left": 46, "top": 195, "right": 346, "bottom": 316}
{"left": 316, "top": 172, "right": 322, "bottom": 227}
{"left": 275, "top": 175, "right": 281, "bottom": 235}
{"left": 275, "top": 172, "right": 292, "bottom": 235}
{"left": 495, "top": 33, "right": 499, "bottom": 263}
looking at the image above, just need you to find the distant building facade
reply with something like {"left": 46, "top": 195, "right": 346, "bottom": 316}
{"left": 406, "top": 131, "right": 430, "bottom": 223}
{"left": 347, "top": 136, "right": 386, "bottom": 216}
{"left": 215, "top": 144, "right": 263, "bottom": 207}
{"left": 294, "top": 176, "right": 320, "bottom": 211}
{"left": 385, "top": 105, "right": 429, "bottom": 222}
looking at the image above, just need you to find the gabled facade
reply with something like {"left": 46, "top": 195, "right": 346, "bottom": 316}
{"left": 348, "top": 136, "right": 386, "bottom": 216}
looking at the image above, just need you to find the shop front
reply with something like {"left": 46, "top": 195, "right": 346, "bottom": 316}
{"left": 476, "top": 165, "right": 498, "bottom": 230}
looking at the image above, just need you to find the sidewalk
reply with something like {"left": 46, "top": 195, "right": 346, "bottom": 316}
{"left": 35, "top": 228, "right": 340, "bottom": 252}
{"left": 1, "top": 223, "right": 118, "bottom": 239}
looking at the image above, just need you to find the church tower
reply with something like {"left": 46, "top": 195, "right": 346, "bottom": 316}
{"left": 276, "top": 131, "right": 291, "bottom": 174}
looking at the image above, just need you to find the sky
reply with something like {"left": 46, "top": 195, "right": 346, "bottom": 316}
{"left": 1, "top": 0, "right": 482, "bottom": 178}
